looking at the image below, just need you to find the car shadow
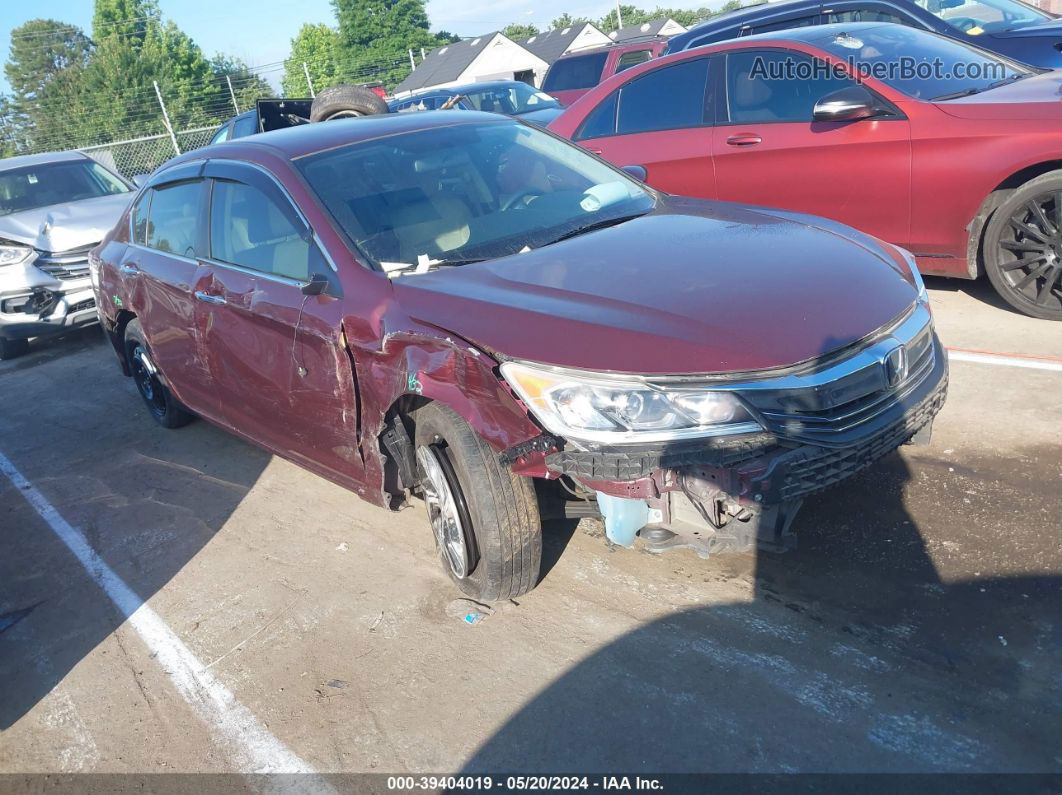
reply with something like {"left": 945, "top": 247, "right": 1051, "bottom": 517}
{"left": 0, "top": 325, "right": 108, "bottom": 374}
{"left": 0, "top": 344, "right": 272, "bottom": 730}
{"left": 923, "top": 274, "right": 1016, "bottom": 315}
{"left": 460, "top": 334, "right": 1061, "bottom": 775}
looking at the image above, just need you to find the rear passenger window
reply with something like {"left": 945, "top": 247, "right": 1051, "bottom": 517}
{"left": 615, "top": 49, "right": 653, "bottom": 73}
{"left": 146, "top": 181, "right": 201, "bottom": 258}
{"left": 231, "top": 115, "right": 258, "bottom": 138}
{"left": 616, "top": 58, "right": 711, "bottom": 134}
{"left": 825, "top": 7, "right": 908, "bottom": 23}
{"left": 210, "top": 179, "right": 326, "bottom": 282}
{"left": 130, "top": 192, "right": 152, "bottom": 245}
{"left": 543, "top": 52, "right": 609, "bottom": 92}
{"left": 577, "top": 92, "right": 619, "bottom": 140}
{"left": 747, "top": 15, "right": 821, "bottom": 34}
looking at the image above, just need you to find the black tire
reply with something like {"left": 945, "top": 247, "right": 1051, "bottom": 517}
{"left": 124, "top": 319, "right": 194, "bottom": 429}
{"left": 0, "top": 337, "right": 29, "bottom": 360}
{"left": 309, "top": 85, "right": 388, "bottom": 122}
{"left": 414, "top": 402, "right": 542, "bottom": 601}
{"left": 983, "top": 171, "right": 1062, "bottom": 321}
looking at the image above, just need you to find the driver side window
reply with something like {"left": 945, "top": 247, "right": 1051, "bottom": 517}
{"left": 209, "top": 179, "right": 326, "bottom": 282}
{"left": 726, "top": 50, "right": 857, "bottom": 124}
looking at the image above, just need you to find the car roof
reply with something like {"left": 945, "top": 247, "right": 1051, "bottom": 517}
{"left": 675, "top": 0, "right": 821, "bottom": 38}
{"left": 406, "top": 80, "right": 532, "bottom": 97}
{"left": 191, "top": 110, "right": 514, "bottom": 161}
{"left": 736, "top": 20, "right": 909, "bottom": 45}
{"left": 554, "top": 37, "right": 667, "bottom": 60}
{"left": 0, "top": 149, "right": 90, "bottom": 172}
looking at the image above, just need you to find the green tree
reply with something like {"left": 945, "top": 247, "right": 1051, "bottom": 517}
{"left": 282, "top": 23, "right": 342, "bottom": 96}
{"left": 549, "top": 13, "right": 590, "bottom": 30}
{"left": 210, "top": 55, "right": 274, "bottom": 112}
{"left": 3, "top": 19, "right": 94, "bottom": 153}
{"left": 74, "top": 1, "right": 224, "bottom": 146}
{"left": 331, "top": 0, "right": 451, "bottom": 86}
{"left": 502, "top": 23, "right": 539, "bottom": 40}
{"left": 599, "top": 5, "right": 654, "bottom": 32}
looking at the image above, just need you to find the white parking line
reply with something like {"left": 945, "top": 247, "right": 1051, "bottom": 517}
{"left": 946, "top": 349, "right": 1062, "bottom": 373}
{"left": 0, "top": 449, "right": 333, "bottom": 785}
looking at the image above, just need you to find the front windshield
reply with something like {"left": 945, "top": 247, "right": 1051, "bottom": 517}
{"left": 913, "top": 0, "right": 1049, "bottom": 34}
{"left": 0, "top": 159, "right": 130, "bottom": 217}
{"left": 297, "top": 120, "right": 654, "bottom": 271}
{"left": 460, "top": 83, "right": 562, "bottom": 115}
{"left": 816, "top": 25, "right": 1030, "bottom": 100}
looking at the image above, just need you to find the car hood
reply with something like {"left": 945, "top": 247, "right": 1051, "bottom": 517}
{"left": 392, "top": 198, "right": 917, "bottom": 375}
{"left": 515, "top": 106, "right": 565, "bottom": 126}
{"left": 987, "top": 19, "right": 1062, "bottom": 38}
{"left": 934, "top": 70, "right": 1062, "bottom": 119}
{"left": 0, "top": 191, "right": 133, "bottom": 252}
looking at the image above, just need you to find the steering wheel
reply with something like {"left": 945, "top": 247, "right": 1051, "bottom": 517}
{"left": 501, "top": 190, "right": 545, "bottom": 211}
{"left": 950, "top": 17, "right": 981, "bottom": 31}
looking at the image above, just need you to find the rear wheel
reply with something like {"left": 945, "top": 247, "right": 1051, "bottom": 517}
{"left": 124, "top": 319, "right": 194, "bottom": 428}
{"left": 414, "top": 402, "right": 542, "bottom": 601}
{"left": 983, "top": 172, "right": 1062, "bottom": 320}
{"left": 0, "top": 338, "right": 29, "bottom": 360}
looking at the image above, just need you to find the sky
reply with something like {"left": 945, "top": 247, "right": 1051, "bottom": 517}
{"left": 0, "top": 0, "right": 726, "bottom": 93}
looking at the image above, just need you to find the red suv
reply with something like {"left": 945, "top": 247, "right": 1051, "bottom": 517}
{"left": 91, "top": 112, "right": 946, "bottom": 600}
{"left": 550, "top": 23, "right": 1062, "bottom": 320}
{"left": 542, "top": 39, "right": 669, "bottom": 106}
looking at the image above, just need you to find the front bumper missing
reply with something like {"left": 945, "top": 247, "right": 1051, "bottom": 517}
{"left": 543, "top": 350, "right": 949, "bottom": 557}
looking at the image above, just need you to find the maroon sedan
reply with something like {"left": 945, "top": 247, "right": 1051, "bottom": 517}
{"left": 549, "top": 23, "right": 1062, "bottom": 321}
{"left": 91, "top": 112, "right": 946, "bottom": 600}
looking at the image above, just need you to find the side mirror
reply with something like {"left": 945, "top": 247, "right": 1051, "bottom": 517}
{"left": 812, "top": 85, "right": 888, "bottom": 123}
{"left": 301, "top": 273, "right": 329, "bottom": 296}
{"left": 621, "top": 164, "right": 648, "bottom": 181}
{"left": 132, "top": 174, "right": 149, "bottom": 188}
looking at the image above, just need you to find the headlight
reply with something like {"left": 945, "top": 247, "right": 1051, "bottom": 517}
{"left": 500, "top": 361, "right": 763, "bottom": 445}
{"left": 0, "top": 242, "right": 33, "bottom": 267}
{"left": 895, "top": 246, "right": 929, "bottom": 306}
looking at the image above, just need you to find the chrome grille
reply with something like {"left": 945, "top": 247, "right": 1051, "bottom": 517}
{"left": 753, "top": 325, "right": 935, "bottom": 441}
{"left": 35, "top": 243, "right": 96, "bottom": 281}
{"left": 720, "top": 304, "right": 940, "bottom": 448}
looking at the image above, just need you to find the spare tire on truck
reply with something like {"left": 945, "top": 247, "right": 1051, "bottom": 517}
{"left": 309, "top": 85, "right": 389, "bottom": 121}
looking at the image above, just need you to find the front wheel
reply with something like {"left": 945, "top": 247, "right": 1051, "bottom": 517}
{"left": 0, "top": 338, "right": 29, "bottom": 360}
{"left": 414, "top": 403, "right": 542, "bottom": 601}
{"left": 983, "top": 172, "right": 1062, "bottom": 320}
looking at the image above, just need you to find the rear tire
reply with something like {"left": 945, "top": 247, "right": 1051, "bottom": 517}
{"left": 0, "top": 338, "right": 29, "bottom": 360}
{"left": 983, "top": 171, "right": 1062, "bottom": 320}
{"left": 124, "top": 319, "right": 194, "bottom": 429}
{"left": 414, "top": 402, "right": 542, "bottom": 601}
{"left": 309, "top": 85, "right": 388, "bottom": 122}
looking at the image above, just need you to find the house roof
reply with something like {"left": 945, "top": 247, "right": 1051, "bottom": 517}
{"left": 608, "top": 18, "right": 685, "bottom": 42}
{"left": 519, "top": 23, "right": 600, "bottom": 64}
{"left": 394, "top": 33, "right": 502, "bottom": 94}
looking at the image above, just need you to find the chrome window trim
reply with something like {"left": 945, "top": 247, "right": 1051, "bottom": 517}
{"left": 128, "top": 241, "right": 199, "bottom": 266}
{"left": 206, "top": 158, "right": 338, "bottom": 273}
{"left": 200, "top": 256, "right": 309, "bottom": 288}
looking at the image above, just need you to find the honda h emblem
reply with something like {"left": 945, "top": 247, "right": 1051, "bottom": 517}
{"left": 883, "top": 343, "right": 909, "bottom": 388}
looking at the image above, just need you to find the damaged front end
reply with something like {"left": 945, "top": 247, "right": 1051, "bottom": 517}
{"left": 503, "top": 303, "right": 948, "bottom": 557}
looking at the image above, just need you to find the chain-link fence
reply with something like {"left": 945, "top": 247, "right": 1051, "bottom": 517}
{"left": 79, "top": 126, "right": 217, "bottom": 179}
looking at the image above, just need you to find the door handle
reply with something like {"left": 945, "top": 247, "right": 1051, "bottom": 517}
{"left": 194, "top": 291, "right": 226, "bottom": 305}
{"left": 586, "top": 148, "right": 603, "bottom": 155}
{"left": 726, "top": 134, "right": 762, "bottom": 147}
{"left": 119, "top": 263, "right": 139, "bottom": 275}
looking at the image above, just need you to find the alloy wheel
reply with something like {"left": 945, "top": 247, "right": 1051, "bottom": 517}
{"left": 416, "top": 443, "right": 475, "bottom": 579}
{"left": 997, "top": 192, "right": 1062, "bottom": 314}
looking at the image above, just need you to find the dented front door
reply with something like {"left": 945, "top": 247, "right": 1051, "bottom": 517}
{"left": 197, "top": 163, "right": 363, "bottom": 488}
